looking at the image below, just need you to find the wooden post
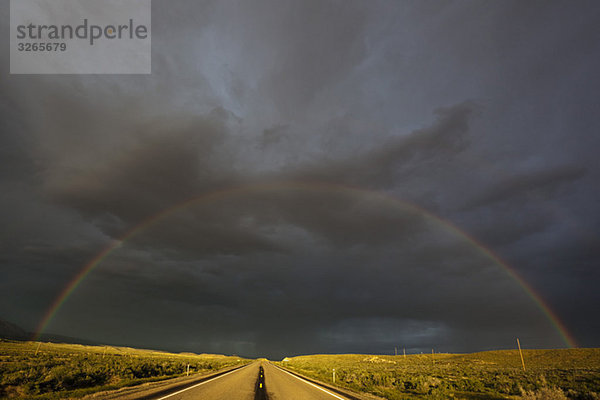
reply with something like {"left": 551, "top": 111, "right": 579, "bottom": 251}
{"left": 187, "top": 364, "right": 190, "bottom": 376}
{"left": 517, "top": 338, "right": 526, "bottom": 372}
{"left": 332, "top": 368, "right": 335, "bottom": 384}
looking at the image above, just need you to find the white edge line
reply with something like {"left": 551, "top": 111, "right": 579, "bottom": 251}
{"left": 155, "top": 364, "right": 252, "bottom": 400}
{"left": 272, "top": 364, "right": 347, "bottom": 400}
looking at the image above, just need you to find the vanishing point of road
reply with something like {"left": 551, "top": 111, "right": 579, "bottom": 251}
{"left": 147, "top": 361, "right": 354, "bottom": 400}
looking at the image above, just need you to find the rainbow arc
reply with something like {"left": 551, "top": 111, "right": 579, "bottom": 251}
{"left": 34, "top": 181, "right": 578, "bottom": 348}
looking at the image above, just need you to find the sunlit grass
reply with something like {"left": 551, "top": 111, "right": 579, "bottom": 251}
{"left": 0, "top": 339, "right": 250, "bottom": 399}
{"left": 276, "top": 349, "right": 600, "bottom": 399}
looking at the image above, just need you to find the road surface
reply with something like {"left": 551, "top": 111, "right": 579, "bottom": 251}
{"left": 144, "top": 361, "right": 353, "bottom": 400}
{"left": 263, "top": 362, "right": 350, "bottom": 400}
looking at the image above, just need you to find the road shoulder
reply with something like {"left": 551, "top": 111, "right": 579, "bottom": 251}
{"left": 272, "top": 363, "right": 385, "bottom": 400}
{"left": 82, "top": 363, "right": 251, "bottom": 400}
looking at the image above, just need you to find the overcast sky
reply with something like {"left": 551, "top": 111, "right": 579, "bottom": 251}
{"left": 1, "top": 0, "right": 599, "bottom": 359}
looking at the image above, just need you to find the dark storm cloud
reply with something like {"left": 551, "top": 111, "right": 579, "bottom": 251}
{"left": 464, "top": 166, "right": 586, "bottom": 210}
{"left": 467, "top": 211, "right": 553, "bottom": 247}
{"left": 44, "top": 111, "right": 234, "bottom": 223}
{"left": 287, "top": 101, "right": 476, "bottom": 188}
{"left": 1, "top": 0, "right": 600, "bottom": 358}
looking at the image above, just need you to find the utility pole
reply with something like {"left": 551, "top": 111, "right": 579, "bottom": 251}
{"left": 517, "top": 338, "right": 526, "bottom": 372}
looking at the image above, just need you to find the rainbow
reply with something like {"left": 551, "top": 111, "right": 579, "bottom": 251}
{"left": 33, "top": 181, "right": 578, "bottom": 348}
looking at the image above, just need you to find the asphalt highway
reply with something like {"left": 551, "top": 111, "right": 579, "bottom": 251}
{"left": 262, "top": 362, "right": 350, "bottom": 400}
{"left": 143, "top": 361, "right": 352, "bottom": 400}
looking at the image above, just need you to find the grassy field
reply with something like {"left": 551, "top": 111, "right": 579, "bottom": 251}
{"left": 277, "top": 349, "right": 600, "bottom": 400}
{"left": 0, "top": 339, "right": 249, "bottom": 399}
{"left": 2, "top": 339, "right": 598, "bottom": 400}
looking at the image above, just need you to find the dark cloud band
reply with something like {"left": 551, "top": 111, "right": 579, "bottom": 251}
{"left": 34, "top": 182, "right": 577, "bottom": 349}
